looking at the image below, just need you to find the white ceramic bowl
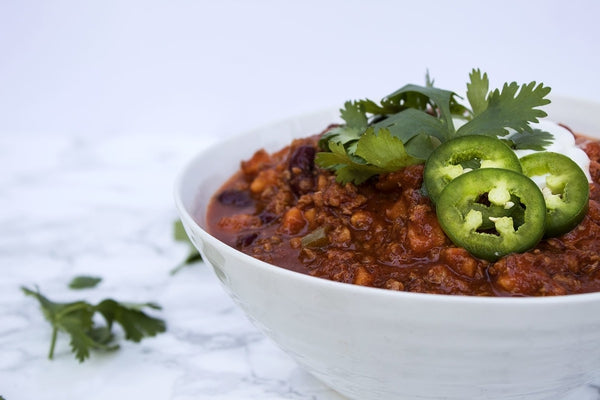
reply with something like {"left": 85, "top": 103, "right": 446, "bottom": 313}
{"left": 175, "top": 97, "right": 600, "bottom": 400}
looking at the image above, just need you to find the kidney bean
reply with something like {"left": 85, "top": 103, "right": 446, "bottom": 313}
{"left": 236, "top": 232, "right": 258, "bottom": 247}
{"left": 259, "top": 211, "right": 277, "bottom": 224}
{"left": 288, "top": 145, "right": 317, "bottom": 195}
{"left": 289, "top": 145, "right": 316, "bottom": 174}
{"left": 217, "top": 189, "right": 253, "bottom": 207}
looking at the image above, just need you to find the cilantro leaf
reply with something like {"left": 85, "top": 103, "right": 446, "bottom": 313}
{"left": 316, "top": 128, "right": 420, "bottom": 185}
{"left": 173, "top": 219, "right": 190, "bottom": 242}
{"left": 383, "top": 84, "right": 460, "bottom": 136}
{"left": 87, "top": 326, "right": 118, "bottom": 348}
{"left": 315, "top": 141, "right": 381, "bottom": 185}
{"left": 404, "top": 133, "right": 440, "bottom": 160}
{"left": 372, "top": 108, "right": 447, "bottom": 144}
{"left": 22, "top": 286, "right": 97, "bottom": 361}
{"left": 61, "top": 311, "right": 98, "bottom": 362}
{"left": 466, "top": 68, "right": 489, "bottom": 116}
{"left": 505, "top": 128, "right": 554, "bottom": 151}
{"left": 68, "top": 276, "right": 102, "bottom": 290}
{"left": 339, "top": 101, "right": 368, "bottom": 132}
{"left": 457, "top": 80, "right": 551, "bottom": 137}
{"left": 425, "top": 69, "right": 435, "bottom": 87}
{"left": 318, "top": 101, "right": 368, "bottom": 150}
{"left": 355, "top": 128, "right": 421, "bottom": 170}
{"left": 357, "top": 82, "right": 463, "bottom": 121}
{"left": 22, "top": 285, "right": 166, "bottom": 362}
{"left": 96, "top": 300, "right": 166, "bottom": 343}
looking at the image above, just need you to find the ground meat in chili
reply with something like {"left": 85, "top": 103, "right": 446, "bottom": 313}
{"left": 205, "top": 132, "right": 600, "bottom": 296}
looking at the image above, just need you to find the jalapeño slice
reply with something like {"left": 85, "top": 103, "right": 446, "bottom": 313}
{"left": 424, "top": 135, "right": 522, "bottom": 203}
{"left": 520, "top": 152, "right": 590, "bottom": 237}
{"left": 436, "top": 168, "right": 546, "bottom": 261}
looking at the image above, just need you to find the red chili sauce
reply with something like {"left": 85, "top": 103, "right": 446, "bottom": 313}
{"left": 206, "top": 130, "right": 600, "bottom": 296}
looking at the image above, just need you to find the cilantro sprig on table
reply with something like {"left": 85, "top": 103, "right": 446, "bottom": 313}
{"left": 316, "top": 69, "right": 552, "bottom": 184}
{"left": 21, "top": 221, "right": 201, "bottom": 363}
{"left": 22, "top": 285, "right": 166, "bottom": 362}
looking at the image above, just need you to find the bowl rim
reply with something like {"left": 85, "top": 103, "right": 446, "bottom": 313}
{"left": 174, "top": 95, "right": 600, "bottom": 306}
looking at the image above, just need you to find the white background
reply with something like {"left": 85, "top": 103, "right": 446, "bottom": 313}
{"left": 1, "top": 0, "right": 599, "bottom": 139}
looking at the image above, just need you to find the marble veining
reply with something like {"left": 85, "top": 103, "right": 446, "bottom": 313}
{"left": 1, "top": 130, "right": 599, "bottom": 399}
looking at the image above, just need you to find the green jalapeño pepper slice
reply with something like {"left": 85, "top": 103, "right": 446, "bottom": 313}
{"left": 436, "top": 168, "right": 546, "bottom": 261}
{"left": 520, "top": 152, "right": 590, "bottom": 237}
{"left": 424, "top": 135, "right": 522, "bottom": 203}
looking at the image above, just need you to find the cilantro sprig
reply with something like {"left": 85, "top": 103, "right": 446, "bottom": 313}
{"left": 23, "top": 286, "right": 166, "bottom": 362}
{"left": 458, "top": 69, "right": 551, "bottom": 137}
{"left": 316, "top": 68, "right": 552, "bottom": 184}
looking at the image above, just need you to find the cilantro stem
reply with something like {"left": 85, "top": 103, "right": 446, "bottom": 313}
{"left": 48, "top": 327, "right": 58, "bottom": 360}
{"left": 169, "top": 252, "right": 203, "bottom": 275}
{"left": 55, "top": 302, "right": 89, "bottom": 319}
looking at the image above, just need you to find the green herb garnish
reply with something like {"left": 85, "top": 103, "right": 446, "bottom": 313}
{"left": 22, "top": 286, "right": 166, "bottom": 362}
{"left": 504, "top": 128, "right": 554, "bottom": 151}
{"left": 316, "top": 68, "right": 551, "bottom": 184}
{"left": 458, "top": 70, "right": 551, "bottom": 137}
{"left": 171, "top": 219, "right": 202, "bottom": 275}
{"left": 68, "top": 275, "right": 102, "bottom": 290}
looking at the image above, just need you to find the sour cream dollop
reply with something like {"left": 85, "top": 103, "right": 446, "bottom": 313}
{"left": 511, "top": 119, "right": 592, "bottom": 184}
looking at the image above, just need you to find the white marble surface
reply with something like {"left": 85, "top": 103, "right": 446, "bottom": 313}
{"left": 2, "top": 1, "right": 600, "bottom": 399}
{"left": 0, "top": 130, "right": 349, "bottom": 399}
